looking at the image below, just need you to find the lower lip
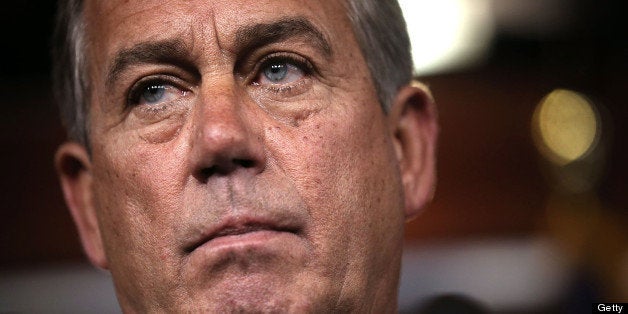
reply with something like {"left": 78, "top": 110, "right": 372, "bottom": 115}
{"left": 195, "top": 230, "right": 298, "bottom": 253}
{"left": 184, "top": 229, "right": 308, "bottom": 284}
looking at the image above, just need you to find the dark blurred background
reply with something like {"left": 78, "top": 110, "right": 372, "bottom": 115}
{"left": 0, "top": 1, "right": 626, "bottom": 313}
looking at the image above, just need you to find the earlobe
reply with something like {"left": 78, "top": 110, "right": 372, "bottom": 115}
{"left": 389, "top": 81, "right": 439, "bottom": 221}
{"left": 55, "top": 142, "right": 108, "bottom": 269}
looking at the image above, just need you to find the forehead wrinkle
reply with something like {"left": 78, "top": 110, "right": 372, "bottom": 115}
{"left": 188, "top": 6, "right": 226, "bottom": 58}
{"left": 105, "top": 38, "right": 195, "bottom": 90}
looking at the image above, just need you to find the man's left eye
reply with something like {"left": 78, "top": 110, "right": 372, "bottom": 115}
{"left": 256, "top": 59, "right": 305, "bottom": 86}
{"left": 141, "top": 84, "right": 169, "bottom": 104}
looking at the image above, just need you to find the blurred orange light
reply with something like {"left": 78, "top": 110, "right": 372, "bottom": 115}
{"left": 532, "top": 89, "right": 599, "bottom": 166}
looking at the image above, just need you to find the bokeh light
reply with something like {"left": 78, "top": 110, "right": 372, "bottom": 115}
{"left": 532, "top": 89, "right": 600, "bottom": 166}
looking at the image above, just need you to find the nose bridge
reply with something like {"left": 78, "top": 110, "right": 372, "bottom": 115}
{"left": 197, "top": 80, "right": 245, "bottom": 143}
{"left": 190, "top": 78, "right": 266, "bottom": 179}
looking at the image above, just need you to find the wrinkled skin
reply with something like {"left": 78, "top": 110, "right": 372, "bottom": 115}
{"left": 55, "top": 0, "right": 438, "bottom": 312}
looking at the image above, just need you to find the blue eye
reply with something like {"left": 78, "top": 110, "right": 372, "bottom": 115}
{"left": 128, "top": 79, "right": 187, "bottom": 108}
{"left": 256, "top": 58, "right": 307, "bottom": 87}
{"left": 142, "top": 85, "right": 167, "bottom": 104}
{"left": 264, "top": 63, "right": 288, "bottom": 83}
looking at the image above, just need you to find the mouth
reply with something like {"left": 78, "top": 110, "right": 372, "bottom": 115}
{"left": 185, "top": 218, "right": 302, "bottom": 254}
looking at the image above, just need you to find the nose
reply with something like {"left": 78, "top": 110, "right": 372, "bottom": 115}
{"left": 189, "top": 81, "right": 266, "bottom": 182}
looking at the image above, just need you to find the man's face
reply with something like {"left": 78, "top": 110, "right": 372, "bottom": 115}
{"left": 60, "top": 0, "right": 433, "bottom": 311}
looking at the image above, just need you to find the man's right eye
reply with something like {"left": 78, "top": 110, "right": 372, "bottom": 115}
{"left": 128, "top": 79, "right": 189, "bottom": 108}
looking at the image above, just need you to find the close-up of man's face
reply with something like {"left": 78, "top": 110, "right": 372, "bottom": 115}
{"left": 54, "top": 0, "right": 437, "bottom": 312}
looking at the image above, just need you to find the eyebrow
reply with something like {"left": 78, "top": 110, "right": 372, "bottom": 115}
{"left": 233, "top": 17, "right": 332, "bottom": 58}
{"left": 106, "top": 39, "right": 193, "bottom": 89}
{"left": 106, "top": 17, "right": 333, "bottom": 89}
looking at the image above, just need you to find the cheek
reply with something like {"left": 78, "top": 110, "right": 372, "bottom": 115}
{"left": 270, "top": 99, "right": 404, "bottom": 260}
{"left": 90, "top": 138, "right": 187, "bottom": 252}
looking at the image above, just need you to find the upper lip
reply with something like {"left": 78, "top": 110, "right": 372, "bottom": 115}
{"left": 184, "top": 215, "right": 302, "bottom": 254}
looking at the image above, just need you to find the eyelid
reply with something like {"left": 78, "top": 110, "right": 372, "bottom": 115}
{"left": 246, "top": 52, "right": 315, "bottom": 84}
{"left": 126, "top": 74, "right": 193, "bottom": 107}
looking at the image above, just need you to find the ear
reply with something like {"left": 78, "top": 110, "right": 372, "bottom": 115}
{"left": 55, "top": 142, "right": 108, "bottom": 269}
{"left": 389, "top": 81, "right": 439, "bottom": 221}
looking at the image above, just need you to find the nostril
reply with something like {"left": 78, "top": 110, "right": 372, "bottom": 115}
{"left": 234, "top": 159, "right": 255, "bottom": 168}
{"left": 200, "top": 166, "right": 218, "bottom": 178}
{"left": 197, "top": 159, "right": 257, "bottom": 181}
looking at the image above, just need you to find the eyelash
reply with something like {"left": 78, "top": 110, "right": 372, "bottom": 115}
{"left": 128, "top": 77, "right": 170, "bottom": 104}
{"left": 252, "top": 52, "right": 314, "bottom": 91}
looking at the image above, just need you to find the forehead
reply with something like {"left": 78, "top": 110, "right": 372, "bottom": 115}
{"left": 83, "top": 0, "right": 352, "bottom": 65}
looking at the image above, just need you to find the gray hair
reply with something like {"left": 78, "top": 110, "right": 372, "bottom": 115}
{"left": 52, "top": 0, "right": 412, "bottom": 146}
{"left": 344, "top": 0, "right": 413, "bottom": 111}
{"left": 52, "top": 0, "right": 89, "bottom": 145}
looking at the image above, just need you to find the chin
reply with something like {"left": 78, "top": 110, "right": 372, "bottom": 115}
{"left": 176, "top": 261, "right": 343, "bottom": 313}
{"left": 184, "top": 280, "right": 331, "bottom": 313}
